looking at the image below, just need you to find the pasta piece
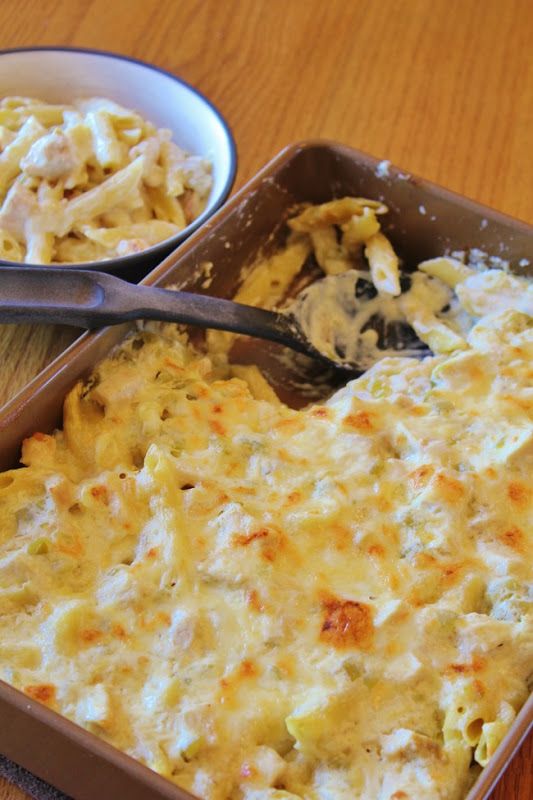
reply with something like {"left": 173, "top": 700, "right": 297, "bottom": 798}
{"left": 25, "top": 230, "right": 54, "bottom": 264}
{"left": 1, "top": 96, "right": 41, "bottom": 109}
{"left": 288, "top": 197, "right": 368, "bottom": 232}
{"left": 418, "top": 256, "right": 474, "bottom": 288}
{"left": 230, "top": 365, "right": 281, "bottom": 404}
{"left": 160, "top": 140, "right": 186, "bottom": 196}
{"left": 87, "top": 110, "right": 125, "bottom": 170}
{"left": 180, "top": 154, "right": 212, "bottom": 198}
{"left": 310, "top": 227, "right": 353, "bottom": 275}
{"left": 407, "top": 308, "right": 468, "bottom": 353}
{"left": 145, "top": 185, "right": 186, "bottom": 227}
{"left": 236, "top": 238, "right": 311, "bottom": 307}
{"left": 0, "top": 126, "right": 15, "bottom": 150}
{"left": 99, "top": 209, "right": 132, "bottom": 228}
{"left": 63, "top": 121, "right": 94, "bottom": 188}
{"left": 285, "top": 690, "right": 345, "bottom": 758}
{"left": 0, "top": 228, "right": 23, "bottom": 261}
{"left": 119, "top": 127, "right": 143, "bottom": 146}
{"left": 76, "top": 97, "right": 144, "bottom": 128}
{"left": 81, "top": 220, "right": 180, "bottom": 248}
{"left": 0, "top": 105, "right": 65, "bottom": 128}
{"left": 55, "top": 236, "right": 109, "bottom": 264}
{"left": 0, "top": 178, "right": 38, "bottom": 238}
{"left": 131, "top": 135, "right": 165, "bottom": 187}
{"left": 289, "top": 197, "right": 388, "bottom": 232}
{"left": 443, "top": 683, "right": 492, "bottom": 747}
{"left": 0, "top": 115, "right": 45, "bottom": 197}
{"left": 364, "top": 231, "right": 401, "bottom": 296}
{"left": 341, "top": 206, "right": 380, "bottom": 250}
{"left": 50, "top": 156, "right": 145, "bottom": 236}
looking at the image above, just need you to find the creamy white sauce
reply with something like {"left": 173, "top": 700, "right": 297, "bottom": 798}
{"left": 287, "top": 270, "right": 449, "bottom": 369}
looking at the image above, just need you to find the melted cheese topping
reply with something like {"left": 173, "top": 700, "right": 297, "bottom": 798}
{"left": 0, "top": 307, "right": 531, "bottom": 800}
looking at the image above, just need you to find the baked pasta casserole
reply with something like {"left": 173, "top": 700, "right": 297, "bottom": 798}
{"left": 0, "top": 200, "right": 531, "bottom": 800}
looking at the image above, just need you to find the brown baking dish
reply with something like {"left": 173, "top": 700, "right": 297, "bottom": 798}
{"left": 0, "top": 141, "right": 531, "bottom": 800}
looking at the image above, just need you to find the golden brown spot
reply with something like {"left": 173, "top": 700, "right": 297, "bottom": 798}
{"left": 320, "top": 598, "right": 373, "bottom": 649}
{"left": 390, "top": 792, "right": 409, "bottom": 799}
{"left": 112, "top": 623, "right": 127, "bottom": 639}
{"left": 50, "top": 481, "right": 72, "bottom": 506}
{"left": 275, "top": 447, "right": 308, "bottom": 466}
{"left": 163, "top": 358, "right": 184, "bottom": 373}
{"left": 388, "top": 574, "right": 400, "bottom": 592}
{"left": 262, "top": 548, "right": 276, "bottom": 562}
{"left": 234, "top": 528, "right": 269, "bottom": 546}
{"left": 80, "top": 628, "right": 102, "bottom": 644}
{"left": 235, "top": 525, "right": 289, "bottom": 564}
{"left": 484, "top": 467, "right": 497, "bottom": 479}
{"left": 274, "top": 417, "right": 305, "bottom": 432}
{"left": 499, "top": 525, "right": 524, "bottom": 551}
{"left": 147, "top": 547, "right": 158, "bottom": 559}
{"left": 57, "top": 535, "right": 84, "bottom": 558}
{"left": 24, "top": 684, "right": 55, "bottom": 704}
{"left": 343, "top": 410, "right": 374, "bottom": 433}
{"left": 331, "top": 523, "right": 351, "bottom": 551}
{"left": 508, "top": 481, "right": 530, "bottom": 508}
{"left": 473, "top": 679, "right": 486, "bottom": 697}
{"left": 408, "top": 464, "right": 434, "bottom": 490}
{"left": 310, "top": 406, "right": 330, "bottom": 419}
{"left": 210, "top": 419, "right": 226, "bottom": 436}
{"left": 246, "top": 589, "right": 264, "bottom": 612}
{"left": 434, "top": 473, "right": 464, "bottom": 502}
{"left": 285, "top": 490, "right": 302, "bottom": 505}
{"left": 446, "top": 655, "right": 485, "bottom": 676}
{"left": 415, "top": 552, "right": 437, "bottom": 568}
{"left": 33, "top": 432, "right": 49, "bottom": 442}
{"left": 440, "top": 563, "right": 463, "bottom": 584}
{"left": 212, "top": 404, "right": 223, "bottom": 414}
{"left": 368, "top": 544, "right": 385, "bottom": 558}
{"left": 239, "top": 659, "right": 257, "bottom": 678}
{"left": 90, "top": 485, "right": 109, "bottom": 504}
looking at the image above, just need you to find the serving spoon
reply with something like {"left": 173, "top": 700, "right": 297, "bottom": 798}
{"left": 0, "top": 267, "right": 430, "bottom": 372}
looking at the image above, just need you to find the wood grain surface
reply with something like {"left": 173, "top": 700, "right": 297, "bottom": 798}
{"left": 0, "top": 1, "right": 531, "bottom": 798}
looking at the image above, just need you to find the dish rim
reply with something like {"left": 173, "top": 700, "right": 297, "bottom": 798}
{"left": 0, "top": 45, "right": 238, "bottom": 271}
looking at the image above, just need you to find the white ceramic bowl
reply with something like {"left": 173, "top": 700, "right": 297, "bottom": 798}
{"left": 0, "top": 47, "right": 237, "bottom": 272}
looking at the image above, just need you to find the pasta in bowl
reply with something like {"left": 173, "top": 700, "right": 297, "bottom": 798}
{"left": 0, "top": 47, "right": 237, "bottom": 270}
{"left": 0, "top": 96, "right": 212, "bottom": 264}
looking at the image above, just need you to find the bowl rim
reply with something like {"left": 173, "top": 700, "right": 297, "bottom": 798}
{"left": 0, "top": 45, "right": 238, "bottom": 271}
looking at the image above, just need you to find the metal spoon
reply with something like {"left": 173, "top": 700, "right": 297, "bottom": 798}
{"left": 0, "top": 267, "right": 429, "bottom": 372}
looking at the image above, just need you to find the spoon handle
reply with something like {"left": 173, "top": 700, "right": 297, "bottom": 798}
{"left": 0, "top": 266, "right": 307, "bottom": 353}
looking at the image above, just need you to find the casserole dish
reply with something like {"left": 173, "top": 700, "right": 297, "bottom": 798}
{"left": 0, "top": 141, "right": 531, "bottom": 800}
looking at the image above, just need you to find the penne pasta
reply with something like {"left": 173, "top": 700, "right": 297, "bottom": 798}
{"left": 0, "top": 95, "right": 213, "bottom": 264}
{"left": 364, "top": 231, "right": 401, "bottom": 296}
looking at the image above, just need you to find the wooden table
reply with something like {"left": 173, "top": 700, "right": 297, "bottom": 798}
{"left": 0, "top": 0, "right": 531, "bottom": 798}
